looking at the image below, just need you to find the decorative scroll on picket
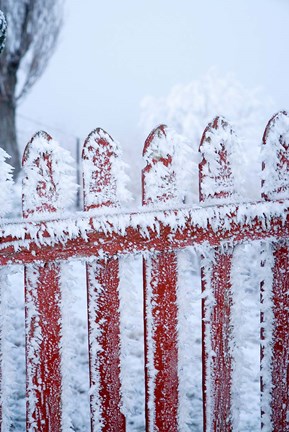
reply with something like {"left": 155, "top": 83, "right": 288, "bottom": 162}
{"left": 199, "top": 116, "right": 237, "bottom": 203}
{"left": 82, "top": 128, "right": 125, "bottom": 431}
{"left": 261, "top": 111, "right": 289, "bottom": 431}
{"left": 142, "top": 125, "right": 179, "bottom": 432}
{"left": 199, "top": 116, "right": 237, "bottom": 431}
{"left": 22, "top": 131, "right": 63, "bottom": 431}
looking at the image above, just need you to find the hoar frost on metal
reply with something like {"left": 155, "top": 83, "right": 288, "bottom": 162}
{"left": 82, "top": 128, "right": 132, "bottom": 209}
{"left": 86, "top": 263, "right": 105, "bottom": 430}
{"left": 199, "top": 116, "right": 240, "bottom": 204}
{"left": 22, "top": 131, "right": 77, "bottom": 216}
{"left": 261, "top": 111, "right": 289, "bottom": 201}
{"left": 143, "top": 125, "right": 195, "bottom": 205}
{"left": 259, "top": 242, "right": 274, "bottom": 431}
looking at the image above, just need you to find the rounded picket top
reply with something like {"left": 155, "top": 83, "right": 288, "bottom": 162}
{"left": 22, "top": 130, "right": 53, "bottom": 165}
{"left": 82, "top": 128, "right": 121, "bottom": 211}
{"left": 261, "top": 110, "right": 289, "bottom": 201}
{"left": 22, "top": 131, "right": 58, "bottom": 217}
{"left": 142, "top": 124, "right": 177, "bottom": 205}
{"left": 22, "top": 130, "right": 76, "bottom": 217}
{"left": 199, "top": 116, "right": 237, "bottom": 204}
{"left": 143, "top": 124, "right": 171, "bottom": 161}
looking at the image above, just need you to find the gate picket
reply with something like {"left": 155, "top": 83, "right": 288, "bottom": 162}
{"left": 82, "top": 128, "right": 125, "bottom": 431}
{"left": 22, "top": 131, "right": 63, "bottom": 431}
{"left": 261, "top": 111, "right": 289, "bottom": 431}
{"left": 199, "top": 117, "right": 237, "bottom": 431}
{"left": 142, "top": 125, "right": 179, "bottom": 431}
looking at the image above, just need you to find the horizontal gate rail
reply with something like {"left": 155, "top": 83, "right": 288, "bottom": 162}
{"left": 0, "top": 200, "right": 288, "bottom": 265}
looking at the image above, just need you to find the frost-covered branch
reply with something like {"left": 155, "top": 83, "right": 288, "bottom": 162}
{"left": 0, "top": 0, "right": 63, "bottom": 101}
{"left": 0, "top": 10, "right": 7, "bottom": 54}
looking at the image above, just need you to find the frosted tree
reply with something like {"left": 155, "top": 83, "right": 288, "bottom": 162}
{"left": 0, "top": 0, "right": 64, "bottom": 176}
{"left": 140, "top": 70, "right": 273, "bottom": 200}
{"left": 0, "top": 11, "right": 6, "bottom": 54}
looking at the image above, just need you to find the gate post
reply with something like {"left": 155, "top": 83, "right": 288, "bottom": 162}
{"left": 22, "top": 132, "right": 65, "bottom": 431}
{"left": 82, "top": 128, "right": 125, "bottom": 431}
{"left": 261, "top": 111, "right": 289, "bottom": 431}
{"left": 142, "top": 125, "right": 179, "bottom": 431}
{"left": 199, "top": 117, "right": 237, "bottom": 431}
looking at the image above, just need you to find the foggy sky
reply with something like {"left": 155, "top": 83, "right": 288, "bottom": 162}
{"left": 18, "top": 0, "right": 289, "bottom": 154}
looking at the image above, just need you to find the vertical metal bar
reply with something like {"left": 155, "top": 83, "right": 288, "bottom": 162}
{"left": 25, "top": 263, "right": 62, "bottom": 430}
{"left": 270, "top": 244, "right": 289, "bottom": 430}
{"left": 201, "top": 251, "right": 233, "bottom": 432}
{"left": 261, "top": 111, "right": 289, "bottom": 431}
{"left": 199, "top": 117, "right": 237, "bottom": 431}
{"left": 82, "top": 128, "right": 125, "bottom": 431}
{"left": 22, "top": 131, "right": 63, "bottom": 431}
{"left": 142, "top": 125, "right": 179, "bottom": 431}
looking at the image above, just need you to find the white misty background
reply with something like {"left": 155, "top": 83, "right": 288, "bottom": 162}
{"left": 0, "top": 0, "right": 287, "bottom": 431}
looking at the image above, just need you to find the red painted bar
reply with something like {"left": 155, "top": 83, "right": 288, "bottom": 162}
{"left": 142, "top": 125, "right": 179, "bottom": 431}
{"left": 25, "top": 262, "right": 62, "bottom": 430}
{"left": 200, "top": 117, "right": 236, "bottom": 431}
{"left": 86, "top": 260, "right": 125, "bottom": 431}
{"left": 202, "top": 252, "right": 233, "bottom": 432}
{"left": 82, "top": 129, "right": 125, "bottom": 431}
{"left": 270, "top": 244, "right": 289, "bottom": 430}
{"left": 261, "top": 111, "right": 289, "bottom": 431}
{"left": 0, "top": 200, "right": 288, "bottom": 266}
{"left": 22, "top": 131, "right": 63, "bottom": 431}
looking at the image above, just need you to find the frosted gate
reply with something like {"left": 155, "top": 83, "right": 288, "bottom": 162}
{"left": 0, "top": 111, "right": 288, "bottom": 431}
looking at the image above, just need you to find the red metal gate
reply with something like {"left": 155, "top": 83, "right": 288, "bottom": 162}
{"left": 0, "top": 111, "right": 288, "bottom": 431}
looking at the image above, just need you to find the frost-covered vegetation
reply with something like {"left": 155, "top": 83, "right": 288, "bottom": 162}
{"left": 0, "top": 11, "right": 7, "bottom": 54}
{"left": 140, "top": 70, "right": 273, "bottom": 200}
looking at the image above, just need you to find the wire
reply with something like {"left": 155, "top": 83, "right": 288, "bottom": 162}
{"left": 17, "top": 112, "right": 81, "bottom": 141}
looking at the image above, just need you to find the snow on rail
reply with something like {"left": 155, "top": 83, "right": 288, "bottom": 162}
{"left": 0, "top": 199, "right": 288, "bottom": 264}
